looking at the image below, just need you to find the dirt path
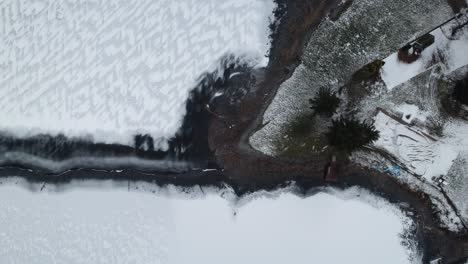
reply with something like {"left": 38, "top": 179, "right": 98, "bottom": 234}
{"left": 208, "top": 0, "right": 339, "bottom": 188}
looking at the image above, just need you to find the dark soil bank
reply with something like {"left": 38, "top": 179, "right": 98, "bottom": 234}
{"left": 1, "top": 0, "right": 468, "bottom": 262}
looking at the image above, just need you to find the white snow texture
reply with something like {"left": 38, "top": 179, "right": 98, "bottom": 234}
{"left": 0, "top": 184, "right": 414, "bottom": 264}
{"left": 0, "top": 0, "right": 275, "bottom": 147}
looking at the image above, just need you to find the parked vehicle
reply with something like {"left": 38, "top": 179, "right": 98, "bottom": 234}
{"left": 412, "top": 33, "right": 435, "bottom": 55}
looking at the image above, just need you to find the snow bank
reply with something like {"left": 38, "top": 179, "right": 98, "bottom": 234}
{"left": 0, "top": 0, "right": 275, "bottom": 147}
{"left": 0, "top": 183, "right": 415, "bottom": 264}
{"left": 382, "top": 26, "right": 468, "bottom": 90}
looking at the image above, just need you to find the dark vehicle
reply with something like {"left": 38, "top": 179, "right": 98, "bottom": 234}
{"left": 412, "top": 33, "right": 435, "bottom": 54}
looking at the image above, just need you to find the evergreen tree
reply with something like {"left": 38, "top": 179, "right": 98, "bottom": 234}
{"left": 309, "top": 87, "right": 341, "bottom": 116}
{"left": 326, "top": 117, "right": 379, "bottom": 152}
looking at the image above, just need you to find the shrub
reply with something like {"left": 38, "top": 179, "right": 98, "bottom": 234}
{"left": 453, "top": 74, "right": 468, "bottom": 105}
{"left": 309, "top": 87, "right": 341, "bottom": 117}
{"left": 427, "top": 116, "right": 446, "bottom": 137}
{"left": 351, "top": 59, "right": 385, "bottom": 82}
{"left": 326, "top": 117, "right": 380, "bottom": 152}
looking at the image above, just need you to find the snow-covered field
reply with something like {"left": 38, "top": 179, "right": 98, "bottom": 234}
{"left": 0, "top": 0, "right": 275, "bottom": 148}
{"left": 0, "top": 183, "right": 415, "bottom": 264}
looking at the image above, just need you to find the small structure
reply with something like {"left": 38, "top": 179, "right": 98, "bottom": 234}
{"left": 431, "top": 175, "right": 449, "bottom": 186}
{"left": 412, "top": 33, "right": 435, "bottom": 55}
{"left": 324, "top": 155, "right": 338, "bottom": 182}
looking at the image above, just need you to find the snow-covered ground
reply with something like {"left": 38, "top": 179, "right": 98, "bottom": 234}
{"left": 250, "top": 0, "right": 453, "bottom": 155}
{"left": 0, "top": 0, "right": 275, "bottom": 148}
{"left": 370, "top": 16, "right": 468, "bottom": 181}
{"left": 0, "top": 182, "right": 416, "bottom": 264}
{"left": 381, "top": 21, "right": 468, "bottom": 90}
{"left": 351, "top": 65, "right": 468, "bottom": 231}
{"left": 353, "top": 29, "right": 468, "bottom": 230}
{"left": 373, "top": 110, "right": 468, "bottom": 181}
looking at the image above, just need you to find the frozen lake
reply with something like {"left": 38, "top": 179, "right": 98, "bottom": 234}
{"left": 0, "top": 184, "right": 415, "bottom": 264}
{"left": 0, "top": 0, "right": 275, "bottom": 148}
